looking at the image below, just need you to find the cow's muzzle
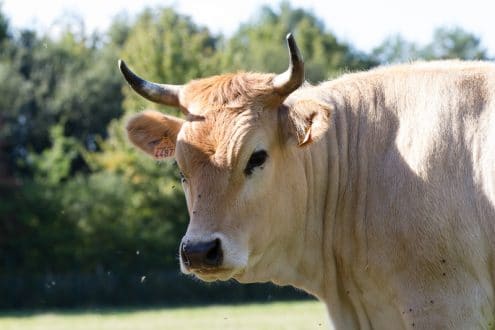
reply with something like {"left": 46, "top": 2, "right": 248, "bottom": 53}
{"left": 180, "top": 238, "right": 223, "bottom": 270}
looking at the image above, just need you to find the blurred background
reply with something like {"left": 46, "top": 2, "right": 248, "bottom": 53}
{"left": 0, "top": 0, "right": 493, "bottom": 328}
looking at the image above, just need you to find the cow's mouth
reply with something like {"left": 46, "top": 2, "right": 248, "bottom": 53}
{"left": 188, "top": 267, "right": 241, "bottom": 282}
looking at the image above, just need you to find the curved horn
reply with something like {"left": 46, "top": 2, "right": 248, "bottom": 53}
{"left": 273, "top": 33, "right": 305, "bottom": 96}
{"left": 118, "top": 59, "right": 185, "bottom": 112}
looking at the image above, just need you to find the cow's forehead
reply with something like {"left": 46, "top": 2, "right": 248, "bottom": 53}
{"left": 175, "top": 72, "right": 279, "bottom": 171}
{"left": 177, "top": 108, "right": 261, "bottom": 171}
{"left": 180, "top": 72, "right": 276, "bottom": 112}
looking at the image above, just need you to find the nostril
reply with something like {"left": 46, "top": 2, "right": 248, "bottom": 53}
{"left": 205, "top": 238, "right": 223, "bottom": 266}
{"left": 181, "top": 238, "right": 223, "bottom": 269}
{"left": 180, "top": 242, "right": 190, "bottom": 267}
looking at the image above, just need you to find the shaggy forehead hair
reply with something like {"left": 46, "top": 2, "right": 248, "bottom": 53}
{"left": 180, "top": 105, "right": 262, "bottom": 171}
{"left": 176, "top": 72, "right": 278, "bottom": 168}
{"left": 182, "top": 72, "right": 277, "bottom": 111}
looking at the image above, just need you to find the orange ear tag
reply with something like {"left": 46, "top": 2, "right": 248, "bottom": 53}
{"left": 153, "top": 136, "right": 175, "bottom": 159}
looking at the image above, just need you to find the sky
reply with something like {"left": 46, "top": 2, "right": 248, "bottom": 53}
{"left": 3, "top": 0, "right": 495, "bottom": 56}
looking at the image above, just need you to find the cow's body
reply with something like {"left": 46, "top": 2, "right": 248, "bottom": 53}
{"left": 283, "top": 61, "right": 495, "bottom": 328}
{"left": 120, "top": 35, "right": 495, "bottom": 329}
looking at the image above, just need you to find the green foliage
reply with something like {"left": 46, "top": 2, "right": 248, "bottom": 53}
{"left": 220, "top": 2, "right": 375, "bottom": 82}
{"left": 57, "top": 169, "right": 187, "bottom": 272}
{"left": 2, "top": 122, "right": 188, "bottom": 275}
{"left": 48, "top": 38, "right": 123, "bottom": 146}
{"left": 29, "top": 124, "right": 79, "bottom": 185}
{"left": 372, "top": 26, "right": 489, "bottom": 63}
{"left": 0, "top": 61, "right": 32, "bottom": 144}
{"left": 371, "top": 35, "right": 419, "bottom": 64}
{"left": 2, "top": 173, "right": 186, "bottom": 275}
{"left": 423, "top": 26, "right": 488, "bottom": 60}
{"left": 0, "top": 26, "right": 124, "bottom": 178}
{"left": 121, "top": 7, "right": 220, "bottom": 115}
{"left": 0, "top": 2, "right": 9, "bottom": 43}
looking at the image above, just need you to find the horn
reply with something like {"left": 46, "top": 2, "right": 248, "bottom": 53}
{"left": 118, "top": 59, "right": 186, "bottom": 113}
{"left": 272, "top": 33, "right": 305, "bottom": 96}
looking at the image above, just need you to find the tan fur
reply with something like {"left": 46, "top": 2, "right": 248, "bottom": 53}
{"left": 126, "top": 60, "right": 495, "bottom": 329}
{"left": 180, "top": 72, "right": 277, "bottom": 112}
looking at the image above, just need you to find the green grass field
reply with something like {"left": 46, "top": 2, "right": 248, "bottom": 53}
{"left": 0, "top": 300, "right": 329, "bottom": 330}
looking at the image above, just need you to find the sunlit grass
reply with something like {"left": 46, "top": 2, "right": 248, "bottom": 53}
{"left": 0, "top": 300, "right": 329, "bottom": 330}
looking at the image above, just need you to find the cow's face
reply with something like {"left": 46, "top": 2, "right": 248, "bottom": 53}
{"left": 176, "top": 101, "right": 284, "bottom": 281}
{"left": 121, "top": 35, "right": 328, "bottom": 282}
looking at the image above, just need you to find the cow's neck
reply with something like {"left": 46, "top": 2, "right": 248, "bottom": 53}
{"left": 278, "top": 82, "right": 375, "bottom": 328}
{"left": 325, "top": 83, "right": 375, "bottom": 327}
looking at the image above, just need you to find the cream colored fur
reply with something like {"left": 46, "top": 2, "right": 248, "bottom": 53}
{"left": 127, "top": 60, "right": 495, "bottom": 329}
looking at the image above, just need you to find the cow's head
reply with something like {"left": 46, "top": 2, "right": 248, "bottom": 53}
{"left": 120, "top": 34, "right": 329, "bottom": 283}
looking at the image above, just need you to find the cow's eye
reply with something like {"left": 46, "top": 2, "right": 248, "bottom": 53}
{"left": 244, "top": 150, "right": 268, "bottom": 176}
{"left": 179, "top": 171, "right": 187, "bottom": 183}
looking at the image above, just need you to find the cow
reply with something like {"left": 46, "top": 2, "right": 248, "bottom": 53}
{"left": 119, "top": 34, "right": 495, "bottom": 329}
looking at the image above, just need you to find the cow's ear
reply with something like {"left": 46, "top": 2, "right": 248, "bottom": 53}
{"left": 126, "top": 110, "right": 184, "bottom": 159}
{"left": 279, "top": 100, "right": 331, "bottom": 147}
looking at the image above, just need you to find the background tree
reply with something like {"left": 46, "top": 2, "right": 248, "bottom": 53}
{"left": 0, "top": 3, "right": 8, "bottom": 44}
{"left": 373, "top": 26, "right": 489, "bottom": 63}
{"left": 371, "top": 35, "right": 418, "bottom": 64}
{"left": 422, "top": 26, "right": 488, "bottom": 60}
{"left": 0, "top": 9, "right": 127, "bottom": 275}
{"left": 120, "top": 7, "right": 220, "bottom": 115}
{"left": 220, "top": 2, "right": 375, "bottom": 82}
